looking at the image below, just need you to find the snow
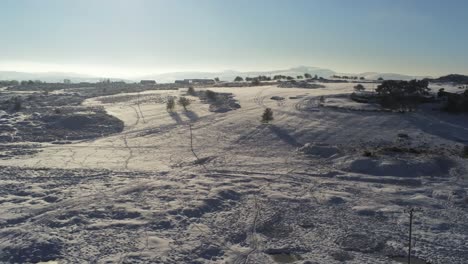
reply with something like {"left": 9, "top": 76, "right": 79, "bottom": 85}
{"left": 0, "top": 83, "right": 467, "bottom": 263}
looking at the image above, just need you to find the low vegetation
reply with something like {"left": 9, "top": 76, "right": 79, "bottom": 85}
{"left": 261, "top": 108, "right": 274, "bottom": 123}
{"left": 166, "top": 97, "right": 175, "bottom": 112}
{"left": 205, "top": 90, "right": 217, "bottom": 101}
{"left": 187, "top": 86, "right": 196, "bottom": 96}
{"left": 354, "top": 84, "right": 365, "bottom": 92}
{"left": 12, "top": 97, "right": 22, "bottom": 112}
{"left": 178, "top": 96, "right": 191, "bottom": 111}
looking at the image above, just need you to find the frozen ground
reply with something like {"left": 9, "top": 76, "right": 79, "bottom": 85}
{"left": 0, "top": 83, "right": 467, "bottom": 263}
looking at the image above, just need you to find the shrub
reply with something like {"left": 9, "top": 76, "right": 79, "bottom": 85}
{"left": 205, "top": 90, "right": 217, "bottom": 101}
{"left": 166, "top": 97, "right": 175, "bottom": 111}
{"left": 463, "top": 145, "right": 468, "bottom": 158}
{"left": 261, "top": 108, "right": 274, "bottom": 123}
{"left": 437, "top": 88, "right": 446, "bottom": 98}
{"left": 354, "top": 84, "right": 365, "bottom": 92}
{"left": 178, "top": 96, "right": 191, "bottom": 111}
{"left": 12, "top": 97, "right": 22, "bottom": 112}
{"left": 187, "top": 87, "right": 196, "bottom": 95}
{"left": 251, "top": 79, "right": 260, "bottom": 86}
{"left": 319, "top": 96, "right": 325, "bottom": 104}
{"left": 234, "top": 76, "right": 244, "bottom": 82}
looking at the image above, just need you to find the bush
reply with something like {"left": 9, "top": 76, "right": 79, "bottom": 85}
{"left": 261, "top": 108, "right": 274, "bottom": 123}
{"left": 354, "top": 84, "right": 365, "bottom": 92}
{"left": 205, "top": 90, "right": 217, "bottom": 101}
{"left": 319, "top": 96, "right": 325, "bottom": 104}
{"left": 178, "top": 96, "right": 191, "bottom": 111}
{"left": 234, "top": 76, "right": 244, "bottom": 82}
{"left": 437, "top": 88, "right": 446, "bottom": 98}
{"left": 166, "top": 97, "right": 175, "bottom": 111}
{"left": 463, "top": 146, "right": 468, "bottom": 158}
{"left": 12, "top": 98, "right": 22, "bottom": 112}
{"left": 187, "top": 87, "right": 196, "bottom": 95}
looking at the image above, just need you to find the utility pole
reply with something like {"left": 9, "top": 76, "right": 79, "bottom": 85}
{"left": 405, "top": 207, "right": 420, "bottom": 264}
{"left": 408, "top": 208, "right": 414, "bottom": 264}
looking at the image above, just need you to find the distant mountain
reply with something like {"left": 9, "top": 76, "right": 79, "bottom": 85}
{"left": 0, "top": 66, "right": 441, "bottom": 83}
{"left": 338, "top": 72, "right": 432, "bottom": 81}
{"left": 140, "top": 67, "right": 434, "bottom": 82}
{"left": 430, "top": 74, "right": 468, "bottom": 84}
{"left": 137, "top": 66, "right": 336, "bottom": 83}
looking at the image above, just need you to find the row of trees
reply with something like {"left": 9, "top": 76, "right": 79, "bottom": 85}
{"left": 167, "top": 87, "right": 219, "bottom": 112}
{"left": 332, "top": 75, "right": 366, "bottom": 80}
{"left": 375, "top": 80, "right": 430, "bottom": 111}
{"left": 234, "top": 73, "right": 320, "bottom": 82}
{"left": 0, "top": 80, "right": 44, "bottom": 86}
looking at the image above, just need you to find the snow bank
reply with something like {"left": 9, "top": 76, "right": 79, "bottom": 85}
{"left": 335, "top": 155, "right": 455, "bottom": 177}
{"left": 298, "top": 143, "right": 341, "bottom": 158}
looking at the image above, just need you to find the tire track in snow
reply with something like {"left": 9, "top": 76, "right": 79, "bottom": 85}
{"left": 122, "top": 134, "right": 133, "bottom": 170}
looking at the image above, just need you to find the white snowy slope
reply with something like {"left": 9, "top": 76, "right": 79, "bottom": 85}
{"left": 0, "top": 83, "right": 467, "bottom": 263}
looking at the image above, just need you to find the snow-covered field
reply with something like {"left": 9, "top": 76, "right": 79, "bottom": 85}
{"left": 0, "top": 83, "right": 467, "bottom": 263}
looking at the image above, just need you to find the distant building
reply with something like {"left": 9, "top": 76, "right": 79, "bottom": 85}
{"left": 175, "top": 79, "right": 215, "bottom": 85}
{"left": 140, "top": 80, "right": 157, "bottom": 85}
{"left": 63, "top": 79, "right": 71, "bottom": 84}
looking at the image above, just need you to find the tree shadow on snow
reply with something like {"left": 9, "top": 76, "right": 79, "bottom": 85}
{"left": 184, "top": 110, "right": 199, "bottom": 122}
{"left": 268, "top": 125, "right": 301, "bottom": 147}
{"left": 404, "top": 107, "right": 468, "bottom": 143}
{"left": 168, "top": 111, "right": 183, "bottom": 124}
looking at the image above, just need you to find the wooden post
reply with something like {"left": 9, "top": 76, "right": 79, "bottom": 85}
{"left": 408, "top": 208, "right": 414, "bottom": 264}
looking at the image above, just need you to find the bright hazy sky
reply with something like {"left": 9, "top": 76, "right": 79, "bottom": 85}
{"left": 1, "top": 0, "right": 467, "bottom": 77}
